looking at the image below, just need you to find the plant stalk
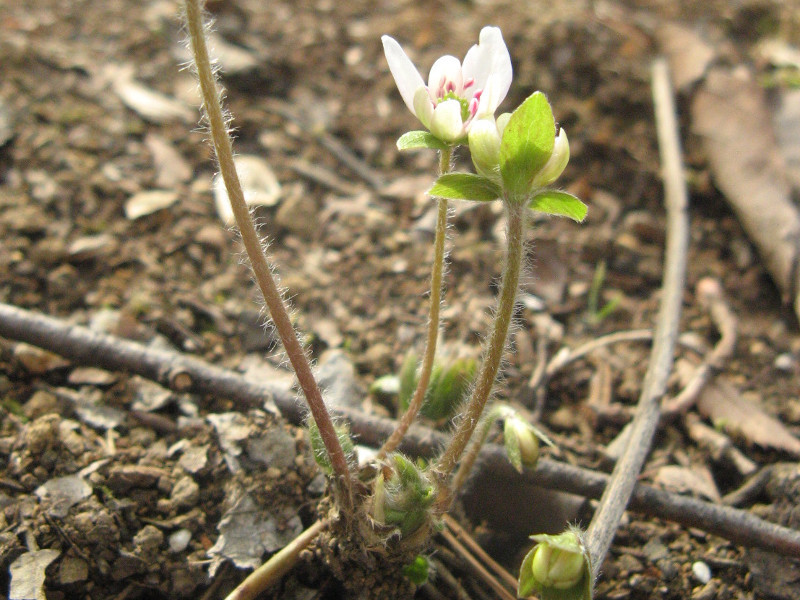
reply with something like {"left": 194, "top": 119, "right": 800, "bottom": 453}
{"left": 378, "top": 146, "right": 452, "bottom": 459}
{"left": 434, "top": 200, "right": 525, "bottom": 507}
{"left": 183, "top": 0, "right": 352, "bottom": 492}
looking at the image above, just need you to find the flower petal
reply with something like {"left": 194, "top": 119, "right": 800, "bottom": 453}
{"left": 462, "top": 26, "right": 512, "bottom": 105}
{"left": 429, "top": 99, "right": 465, "bottom": 142}
{"left": 382, "top": 35, "right": 426, "bottom": 115}
{"left": 413, "top": 86, "right": 435, "bottom": 130}
{"left": 473, "top": 74, "right": 502, "bottom": 121}
{"left": 427, "top": 55, "right": 463, "bottom": 99}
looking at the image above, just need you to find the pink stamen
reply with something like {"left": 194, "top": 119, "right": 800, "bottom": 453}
{"left": 463, "top": 78, "right": 475, "bottom": 89}
{"left": 446, "top": 81, "right": 456, "bottom": 93}
{"left": 468, "top": 97, "right": 479, "bottom": 116}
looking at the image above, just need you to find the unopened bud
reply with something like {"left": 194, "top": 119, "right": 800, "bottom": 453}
{"left": 531, "top": 127, "right": 570, "bottom": 189}
{"left": 468, "top": 117, "right": 502, "bottom": 180}
{"left": 518, "top": 528, "right": 592, "bottom": 599}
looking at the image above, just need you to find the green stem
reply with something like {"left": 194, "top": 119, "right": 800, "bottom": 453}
{"left": 450, "top": 406, "right": 505, "bottom": 493}
{"left": 378, "top": 146, "right": 452, "bottom": 459}
{"left": 184, "top": 0, "right": 352, "bottom": 495}
{"left": 434, "top": 200, "right": 525, "bottom": 508}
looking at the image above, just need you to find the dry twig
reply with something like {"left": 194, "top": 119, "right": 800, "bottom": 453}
{"left": 584, "top": 57, "right": 690, "bottom": 574}
{"left": 1, "top": 301, "right": 799, "bottom": 557}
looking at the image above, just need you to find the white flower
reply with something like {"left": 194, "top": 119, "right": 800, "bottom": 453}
{"left": 382, "top": 27, "right": 512, "bottom": 144}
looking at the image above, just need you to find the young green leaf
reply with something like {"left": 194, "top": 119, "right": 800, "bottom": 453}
{"left": 397, "top": 130, "right": 450, "bottom": 151}
{"left": 428, "top": 173, "right": 502, "bottom": 202}
{"left": 499, "top": 92, "right": 556, "bottom": 198}
{"left": 529, "top": 190, "right": 587, "bottom": 222}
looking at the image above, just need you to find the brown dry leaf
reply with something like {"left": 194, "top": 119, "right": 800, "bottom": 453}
{"left": 654, "top": 464, "right": 720, "bottom": 502}
{"left": 697, "top": 379, "right": 800, "bottom": 456}
{"left": 691, "top": 66, "right": 800, "bottom": 321}
{"left": 658, "top": 21, "right": 715, "bottom": 92}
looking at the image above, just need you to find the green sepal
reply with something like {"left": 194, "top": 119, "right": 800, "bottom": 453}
{"left": 397, "top": 131, "right": 450, "bottom": 151}
{"left": 403, "top": 555, "right": 430, "bottom": 585}
{"left": 500, "top": 92, "right": 556, "bottom": 198}
{"left": 428, "top": 173, "right": 502, "bottom": 202}
{"left": 518, "top": 545, "right": 539, "bottom": 597}
{"left": 307, "top": 420, "right": 356, "bottom": 476}
{"left": 529, "top": 190, "right": 587, "bottom": 222}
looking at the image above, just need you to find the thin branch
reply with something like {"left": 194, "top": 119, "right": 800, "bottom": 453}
{"left": 182, "top": 0, "right": 352, "bottom": 491}
{"left": 585, "top": 57, "right": 690, "bottom": 574}
{"left": 442, "top": 514, "right": 518, "bottom": 592}
{"left": 2, "top": 302, "right": 799, "bottom": 557}
{"left": 439, "top": 526, "right": 516, "bottom": 600}
{"left": 662, "top": 277, "right": 737, "bottom": 416}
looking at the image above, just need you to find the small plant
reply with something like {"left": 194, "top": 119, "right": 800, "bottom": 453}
{"left": 182, "top": 2, "right": 586, "bottom": 596}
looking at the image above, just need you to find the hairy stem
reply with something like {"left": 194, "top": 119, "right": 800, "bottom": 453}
{"left": 378, "top": 146, "right": 452, "bottom": 459}
{"left": 434, "top": 200, "right": 525, "bottom": 506}
{"left": 183, "top": 0, "right": 352, "bottom": 492}
{"left": 451, "top": 406, "right": 505, "bottom": 493}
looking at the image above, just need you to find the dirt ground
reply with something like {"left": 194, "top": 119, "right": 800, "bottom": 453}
{"left": 1, "top": 0, "right": 800, "bottom": 598}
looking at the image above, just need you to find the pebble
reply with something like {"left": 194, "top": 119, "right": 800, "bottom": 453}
{"left": 170, "top": 475, "right": 199, "bottom": 510}
{"left": 692, "top": 560, "right": 712, "bottom": 584}
{"left": 774, "top": 353, "right": 796, "bottom": 372}
{"left": 169, "top": 529, "right": 192, "bottom": 553}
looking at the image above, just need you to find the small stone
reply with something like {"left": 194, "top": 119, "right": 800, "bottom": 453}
{"left": 245, "top": 428, "right": 296, "bottom": 470}
{"left": 774, "top": 353, "right": 796, "bottom": 372}
{"left": 106, "top": 465, "right": 169, "bottom": 493}
{"left": 58, "top": 556, "right": 89, "bottom": 584}
{"left": 170, "top": 476, "right": 199, "bottom": 510}
{"left": 169, "top": 529, "right": 192, "bottom": 553}
{"left": 133, "top": 525, "right": 164, "bottom": 561}
{"left": 24, "top": 391, "right": 59, "bottom": 420}
{"left": 24, "top": 414, "right": 60, "bottom": 454}
{"left": 275, "top": 191, "right": 317, "bottom": 239}
{"left": 692, "top": 560, "right": 712, "bottom": 584}
{"left": 112, "top": 552, "right": 147, "bottom": 580}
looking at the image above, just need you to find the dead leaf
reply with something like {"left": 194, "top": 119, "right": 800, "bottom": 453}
{"left": 692, "top": 66, "right": 800, "bottom": 320}
{"left": 654, "top": 464, "right": 720, "bottom": 502}
{"left": 697, "top": 379, "right": 800, "bottom": 456}
{"left": 658, "top": 22, "right": 716, "bottom": 92}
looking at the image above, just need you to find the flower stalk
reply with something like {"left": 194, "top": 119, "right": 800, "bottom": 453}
{"left": 378, "top": 146, "right": 452, "bottom": 459}
{"left": 183, "top": 0, "right": 352, "bottom": 499}
{"left": 434, "top": 199, "right": 526, "bottom": 507}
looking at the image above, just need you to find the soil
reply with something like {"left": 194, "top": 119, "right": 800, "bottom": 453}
{"left": 1, "top": 0, "right": 800, "bottom": 599}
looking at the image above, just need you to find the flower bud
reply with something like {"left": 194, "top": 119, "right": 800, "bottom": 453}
{"left": 531, "top": 540, "right": 585, "bottom": 589}
{"left": 531, "top": 127, "right": 570, "bottom": 189}
{"left": 371, "top": 453, "right": 435, "bottom": 536}
{"left": 518, "top": 528, "right": 592, "bottom": 599}
{"left": 468, "top": 117, "right": 502, "bottom": 180}
{"left": 503, "top": 415, "right": 540, "bottom": 472}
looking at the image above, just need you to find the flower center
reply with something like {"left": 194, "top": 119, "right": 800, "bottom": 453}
{"left": 439, "top": 90, "right": 471, "bottom": 122}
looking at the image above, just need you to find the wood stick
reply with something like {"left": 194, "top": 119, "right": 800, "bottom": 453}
{"left": 1, "top": 301, "right": 799, "bottom": 557}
